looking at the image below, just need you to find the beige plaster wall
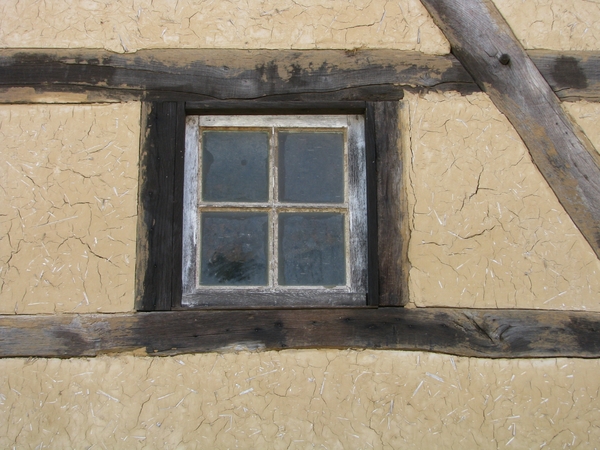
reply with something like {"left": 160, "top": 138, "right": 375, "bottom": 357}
{"left": 563, "top": 101, "right": 600, "bottom": 150}
{"left": 1, "top": 350, "right": 599, "bottom": 449}
{"left": 0, "top": 0, "right": 449, "bottom": 54}
{"left": 3, "top": 0, "right": 600, "bottom": 53}
{"left": 0, "top": 103, "right": 140, "bottom": 314}
{"left": 495, "top": 0, "right": 600, "bottom": 51}
{"left": 405, "top": 92, "right": 600, "bottom": 310}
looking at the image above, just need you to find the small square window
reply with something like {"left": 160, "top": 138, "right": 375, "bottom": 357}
{"left": 182, "top": 115, "right": 368, "bottom": 307}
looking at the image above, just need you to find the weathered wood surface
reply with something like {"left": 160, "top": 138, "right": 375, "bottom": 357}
{"left": 1, "top": 308, "right": 599, "bottom": 358}
{"left": 186, "top": 101, "right": 368, "bottom": 115}
{"left": 368, "top": 102, "right": 409, "bottom": 306}
{"left": 420, "top": 0, "right": 600, "bottom": 259}
{"left": 182, "top": 291, "right": 366, "bottom": 308}
{"left": 0, "top": 49, "right": 428, "bottom": 101}
{"left": 364, "top": 105, "right": 380, "bottom": 305}
{"left": 0, "top": 48, "right": 599, "bottom": 102}
{"left": 135, "top": 102, "right": 186, "bottom": 311}
{"left": 530, "top": 50, "right": 600, "bottom": 102}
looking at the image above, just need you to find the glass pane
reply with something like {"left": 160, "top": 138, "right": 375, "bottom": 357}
{"left": 202, "top": 131, "right": 269, "bottom": 202}
{"left": 279, "top": 213, "right": 345, "bottom": 286}
{"left": 200, "top": 212, "right": 268, "bottom": 286}
{"left": 279, "top": 132, "right": 344, "bottom": 203}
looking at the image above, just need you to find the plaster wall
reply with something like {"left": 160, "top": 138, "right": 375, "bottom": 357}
{"left": 495, "top": 0, "right": 600, "bottom": 51}
{"left": 2, "top": 0, "right": 600, "bottom": 53}
{"left": 0, "top": 0, "right": 449, "bottom": 54}
{"left": 1, "top": 350, "right": 599, "bottom": 449}
{"left": 0, "top": 103, "right": 140, "bottom": 314}
{"left": 406, "top": 92, "right": 600, "bottom": 310}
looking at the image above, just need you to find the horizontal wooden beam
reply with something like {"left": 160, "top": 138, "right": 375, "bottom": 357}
{"left": 1, "top": 308, "right": 599, "bottom": 358}
{"left": 0, "top": 48, "right": 599, "bottom": 103}
{"left": 0, "top": 48, "right": 425, "bottom": 102}
{"left": 530, "top": 49, "right": 600, "bottom": 102}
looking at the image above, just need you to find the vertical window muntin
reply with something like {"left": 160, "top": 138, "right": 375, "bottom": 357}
{"left": 182, "top": 115, "right": 367, "bottom": 307}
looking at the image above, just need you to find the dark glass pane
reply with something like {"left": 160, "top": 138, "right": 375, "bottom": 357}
{"left": 202, "top": 131, "right": 269, "bottom": 202}
{"left": 200, "top": 212, "right": 268, "bottom": 286}
{"left": 279, "top": 132, "right": 344, "bottom": 203}
{"left": 279, "top": 213, "right": 345, "bottom": 286}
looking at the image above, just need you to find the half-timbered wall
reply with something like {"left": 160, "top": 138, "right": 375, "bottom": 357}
{"left": 2, "top": 0, "right": 600, "bottom": 448}
{"left": 407, "top": 92, "right": 600, "bottom": 310}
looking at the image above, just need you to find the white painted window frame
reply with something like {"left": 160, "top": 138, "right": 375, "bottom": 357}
{"left": 182, "top": 115, "right": 367, "bottom": 307}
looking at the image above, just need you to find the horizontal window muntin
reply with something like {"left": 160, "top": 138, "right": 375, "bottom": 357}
{"left": 182, "top": 115, "right": 367, "bottom": 307}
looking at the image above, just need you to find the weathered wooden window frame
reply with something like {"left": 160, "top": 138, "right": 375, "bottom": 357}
{"left": 135, "top": 101, "right": 408, "bottom": 311}
{"left": 182, "top": 114, "right": 369, "bottom": 307}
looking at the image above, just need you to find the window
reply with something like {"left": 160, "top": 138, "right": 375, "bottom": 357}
{"left": 136, "top": 101, "right": 406, "bottom": 312}
{"left": 182, "top": 115, "right": 368, "bottom": 307}
{"left": 2, "top": 49, "right": 591, "bottom": 358}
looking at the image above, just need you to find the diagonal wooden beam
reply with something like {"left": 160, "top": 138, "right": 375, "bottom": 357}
{"left": 419, "top": 0, "right": 600, "bottom": 259}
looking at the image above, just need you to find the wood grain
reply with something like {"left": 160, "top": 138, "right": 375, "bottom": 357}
{"left": 0, "top": 49, "right": 423, "bottom": 101}
{"left": 1, "top": 49, "right": 599, "bottom": 102}
{"left": 364, "top": 105, "right": 380, "bottom": 305}
{"left": 368, "top": 102, "right": 409, "bottom": 306}
{"left": 135, "top": 102, "right": 186, "bottom": 311}
{"left": 420, "top": 0, "right": 600, "bottom": 259}
{"left": 530, "top": 50, "right": 600, "bottom": 102}
{"left": 1, "top": 308, "right": 599, "bottom": 358}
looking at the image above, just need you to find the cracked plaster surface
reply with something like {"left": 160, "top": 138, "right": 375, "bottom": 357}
{"left": 0, "top": 350, "right": 599, "bottom": 449}
{"left": 0, "top": 0, "right": 449, "bottom": 54}
{"left": 563, "top": 101, "right": 600, "bottom": 149}
{"left": 494, "top": 0, "right": 600, "bottom": 51}
{"left": 405, "top": 92, "right": 600, "bottom": 310}
{"left": 0, "top": 103, "right": 140, "bottom": 314}
{"left": 2, "top": 0, "right": 598, "bottom": 53}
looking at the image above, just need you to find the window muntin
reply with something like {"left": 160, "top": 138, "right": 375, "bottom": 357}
{"left": 182, "top": 115, "right": 367, "bottom": 307}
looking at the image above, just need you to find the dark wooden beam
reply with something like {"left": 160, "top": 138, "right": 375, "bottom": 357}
{"left": 0, "top": 48, "right": 431, "bottom": 102}
{"left": 419, "top": 0, "right": 600, "bottom": 259}
{"left": 135, "top": 102, "right": 186, "bottom": 311}
{"left": 1, "top": 49, "right": 599, "bottom": 103}
{"left": 0, "top": 47, "right": 476, "bottom": 103}
{"left": 530, "top": 50, "right": 600, "bottom": 102}
{"left": 364, "top": 104, "right": 380, "bottom": 305}
{"left": 1, "top": 308, "right": 599, "bottom": 358}
{"left": 368, "top": 102, "right": 410, "bottom": 306}
{"left": 185, "top": 101, "right": 368, "bottom": 115}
